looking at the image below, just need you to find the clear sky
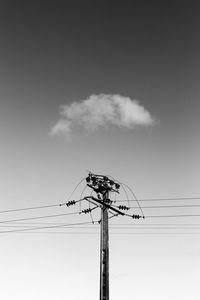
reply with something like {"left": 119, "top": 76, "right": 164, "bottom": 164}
{"left": 0, "top": 1, "right": 200, "bottom": 300}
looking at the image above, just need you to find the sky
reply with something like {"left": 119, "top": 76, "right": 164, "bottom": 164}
{"left": 0, "top": 1, "right": 200, "bottom": 299}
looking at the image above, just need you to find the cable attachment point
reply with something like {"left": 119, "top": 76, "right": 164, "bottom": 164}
{"left": 66, "top": 200, "right": 76, "bottom": 207}
{"left": 118, "top": 205, "right": 130, "bottom": 211}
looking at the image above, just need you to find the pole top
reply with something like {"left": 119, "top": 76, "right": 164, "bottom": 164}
{"left": 86, "top": 173, "right": 120, "bottom": 195}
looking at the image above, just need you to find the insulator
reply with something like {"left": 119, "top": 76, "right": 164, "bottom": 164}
{"left": 132, "top": 214, "right": 141, "bottom": 219}
{"left": 118, "top": 205, "right": 130, "bottom": 210}
{"left": 86, "top": 176, "right": 91, "bottom": 183}
{"left": 103, "top": 176, "right": 109, "bottom": 181}
{"left": 66, "top": 200, "right": 76, "bottom": 207}
{"left": 115, "top": 183, "right": 120, "bottom": 190}
{"left": 82, "top": 208, "right": 92, "bottom": 214}
{"left": 109, "top": 180, "right": 114, "bottom": 186}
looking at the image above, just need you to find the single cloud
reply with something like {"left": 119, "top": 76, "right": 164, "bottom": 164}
{"left": 51, "top": 94, "right": 155, "bottom": 137}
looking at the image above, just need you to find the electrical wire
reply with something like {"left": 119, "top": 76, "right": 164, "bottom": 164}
{"left": 120, "top": 182, "right": 145, "bottom": 218}
{"left": 103, "top": 174, "right": 144, "bottom": 216}
{"left": 79, "top": 185, "right": 88, "bottom": 211}
{"left": 0, "top": 221, "right": 98, "bottom": 234}
{"left": 0, "top": 201, "right": 199, "bottom": 216}
{"left": 0, "top": 204, "right": 60, "bottom": 214}
{"left": 118, "top": 183, "right": 130, "bottom": 206}
{"left": 2, "top": 231, "right": 200, "bottom": 235}
{"left": 0, "top": 211, "right": 81, "bottom": 224}
{"left": 120, "top": 204, "right": 200, "bottom": 209}
{"left": 116, "top": 197, "right": 200, "bottom": 202}
{"left": 145, "top": 214, "right": 200, "bottom": 218}
{"left": 109, "top": 223, "right": 200, "bottom": 225}
{"left": 2, "top": 221, "right": 200, "bottom": 234}
{"left": 1, "top": 211, "right": 199, "bottom": 225}
{"left": 2, "top": 225, "right": 200, "bottom": 230}
{"left": 60, "top": 177, "right": 86, "bottom": 206}
{"left": 4, "top": 221, "right": 200, "bottom": 227}
{"left": 2, "top": 223, "right": 200, "bottom": 228}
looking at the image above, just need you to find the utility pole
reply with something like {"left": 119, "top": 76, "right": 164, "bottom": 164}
{"left": 100, "top": 191, "right": 109, "bottom": 300}
{"left": 63, "top": 172, "right": 144, "bottom": 300}
{"left": 85, "top": 173, "right": 126, "bottom": 300}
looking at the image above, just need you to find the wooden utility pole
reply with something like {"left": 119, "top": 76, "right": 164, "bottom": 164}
{"left": 83, "top": 172, "right": 143, "bottom": 300}
{"left": 100, "top": 191, "right": 109, "bottom": 300}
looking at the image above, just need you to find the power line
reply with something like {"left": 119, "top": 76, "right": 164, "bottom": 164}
{"left": 0, "top": 221, "right": 97, "bottom": 234}
{"left": 2, "top": 220, "right": 200, "bottom": 226}
{"left": 124, "top": 204, "right": 200, "bottom": 209}
{"left": 110, "top": 223, "right": 200, "bottom": 225}
{"left": 0, "top": 197, "right": 199, "bottom": 215}
{"left": 0, "top": 199, "right": 82, "bottom": 215}
{"left": 2, "top": 231, "right": 200, "bottom": 235}
{"left": 0, "top": 204, "right": 60, "bottom": 214}
{"left": 146, "top": 214, "right": 200, "bottom": 218}
{"left": 116, "top": 197, "right": 200, "bottom": 202}
{"left": 3, "top": 224, "right": 200, "bottom": 232}
{"left": 2, "top": 225, "right": 200, "bottom": 232}
{"left": 0, "top": 211, "right": 81, "bottom": 224}
{"left": 0, "top": 202, "right": 199, "bottom": 218}
{"left": 2, "top": 224, "right": 200, "bottom": 229}
{"left": 2, "top": 223, "right": 200, "bottom": 233}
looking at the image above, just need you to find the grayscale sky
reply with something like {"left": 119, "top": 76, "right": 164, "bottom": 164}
{"left": 0, "top": 1, "right": 200, "bottom": 300}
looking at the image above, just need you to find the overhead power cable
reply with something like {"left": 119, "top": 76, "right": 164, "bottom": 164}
{"left": 146, "top": 214, "right": 200, "bottom": 218}
{"left": 123, "top": 204, "right": 200, "bottom": 209}
{"left": 0, "top": 211, "right": 81, "bottom": 224}
{"left": 3, "top": 221, "right": 200, "bottom": 227}
{"left": 0, "top": 221, "right": 98, "bottom": 234}
{"left": 2, "top": 231, "right": 200, "bottom": 235}
{"left": 117, "top": 197, "right": 200, "bottom": 202}
{"left": 0, "top": 197, "right": 199, "bottom": 214}
{"left": 0, "top": 199, "right": 81, "bottom": 215}
{"left": 2, "top": 225, "right": 200, "bottom": 230}
{"left": 0, "top": 204, "right": 60, "bottom": 214}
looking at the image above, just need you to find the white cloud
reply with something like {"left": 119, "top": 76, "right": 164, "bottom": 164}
{"left": 51, "top": 94, "right": 155, "bottom": 137}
